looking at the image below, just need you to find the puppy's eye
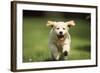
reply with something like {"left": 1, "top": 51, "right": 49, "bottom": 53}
{"left": 63, "top": 28, "right": 65, "bottom": 30}
{"left": 57, "top": 28, "right": 59, "bottom": 30}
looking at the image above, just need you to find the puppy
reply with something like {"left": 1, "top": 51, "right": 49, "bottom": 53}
{"left": 47, "top": 20, "right": 75, "bottom": 60}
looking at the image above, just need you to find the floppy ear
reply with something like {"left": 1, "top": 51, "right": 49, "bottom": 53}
{"left": 46, "top": 21, "right": 55, "bottom": 27}
{"left": 66, "top": 20, "right": 75, "bottom": 28}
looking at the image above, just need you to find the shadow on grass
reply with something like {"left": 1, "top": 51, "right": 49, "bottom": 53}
{"left": 74, "top": 45, "right": 91, "bottom": 52}
{"left": 44, "top": 58, "right": 57, "bottom": 61}
{"left": 44, "top": 56, "right": 67, "bottom": 61}
{"left": 44, "top": 58, "right": 65, "bottom": 61}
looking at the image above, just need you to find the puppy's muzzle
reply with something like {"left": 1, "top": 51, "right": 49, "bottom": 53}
{"left": 59, "top": 31, "right": 63, "bottom": 35}
{"left": 57, "top": 35, "right": 64, "bottom": 38}
{"left": 57, "top": 31, "right": 64, "bottom": 39}
{"left": 57, "top": 35, "right": 64, "bottom": 41}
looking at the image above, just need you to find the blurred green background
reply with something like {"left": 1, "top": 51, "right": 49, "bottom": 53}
{"left": 23, "top": 10, "right": 91, "bottom": 62}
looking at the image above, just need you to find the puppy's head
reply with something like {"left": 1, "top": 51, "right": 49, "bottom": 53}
{"left": 47, "top": 20, "right": 75, "bottom": 40}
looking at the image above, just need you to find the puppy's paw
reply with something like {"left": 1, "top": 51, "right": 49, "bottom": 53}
{"left": 63, "top": 51, "right": 68, "bottom": 56}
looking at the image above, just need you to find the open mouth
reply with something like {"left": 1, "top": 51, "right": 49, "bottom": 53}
{"left": 57, "top": 35, "right": 64, "bottom": 40}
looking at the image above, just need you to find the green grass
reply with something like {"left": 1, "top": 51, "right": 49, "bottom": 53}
{"left": 23, "top": 16, "right": 91, "bottom": 62}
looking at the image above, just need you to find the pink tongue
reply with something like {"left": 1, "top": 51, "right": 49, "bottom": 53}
{"left": 59, "top": 37, "right": 64, "bottom": 40}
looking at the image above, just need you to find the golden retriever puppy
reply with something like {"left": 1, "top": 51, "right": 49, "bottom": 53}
{"left": 47, "top": 20, "right": 75, "bottom": 60}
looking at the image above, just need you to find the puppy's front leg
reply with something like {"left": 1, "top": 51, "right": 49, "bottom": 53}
{"left": 62, "top": 44, "right": 70, "bottom": 59}
{"left": 49, "top": 44, "right": 60, "bottom": 60}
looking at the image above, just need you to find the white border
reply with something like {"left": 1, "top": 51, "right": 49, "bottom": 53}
{"left": 16, "top": 3, "right": 96, "bottom": 69}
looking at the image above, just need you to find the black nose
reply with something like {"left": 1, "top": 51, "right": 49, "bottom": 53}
{"left": 59, "top": 31, "right": 63, "bottom": 35}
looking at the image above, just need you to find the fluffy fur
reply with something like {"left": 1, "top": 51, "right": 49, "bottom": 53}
{"left": 47, "top": 20, "right": 75, "bottom": 60}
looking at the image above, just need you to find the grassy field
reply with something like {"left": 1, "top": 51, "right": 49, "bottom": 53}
{"left": 23, "top": 12, "right": 91, "bottom": 62}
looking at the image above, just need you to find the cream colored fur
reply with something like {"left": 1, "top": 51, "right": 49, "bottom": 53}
{"left": 47, "top": 20, "right": 75, "bottom": 60}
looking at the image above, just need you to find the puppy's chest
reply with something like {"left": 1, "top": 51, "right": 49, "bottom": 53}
{"left": 55, "top": 38, "right": 70, "bottom": 47}
{"left": 56, "top": 40, "right": 64, "bottom": 46}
